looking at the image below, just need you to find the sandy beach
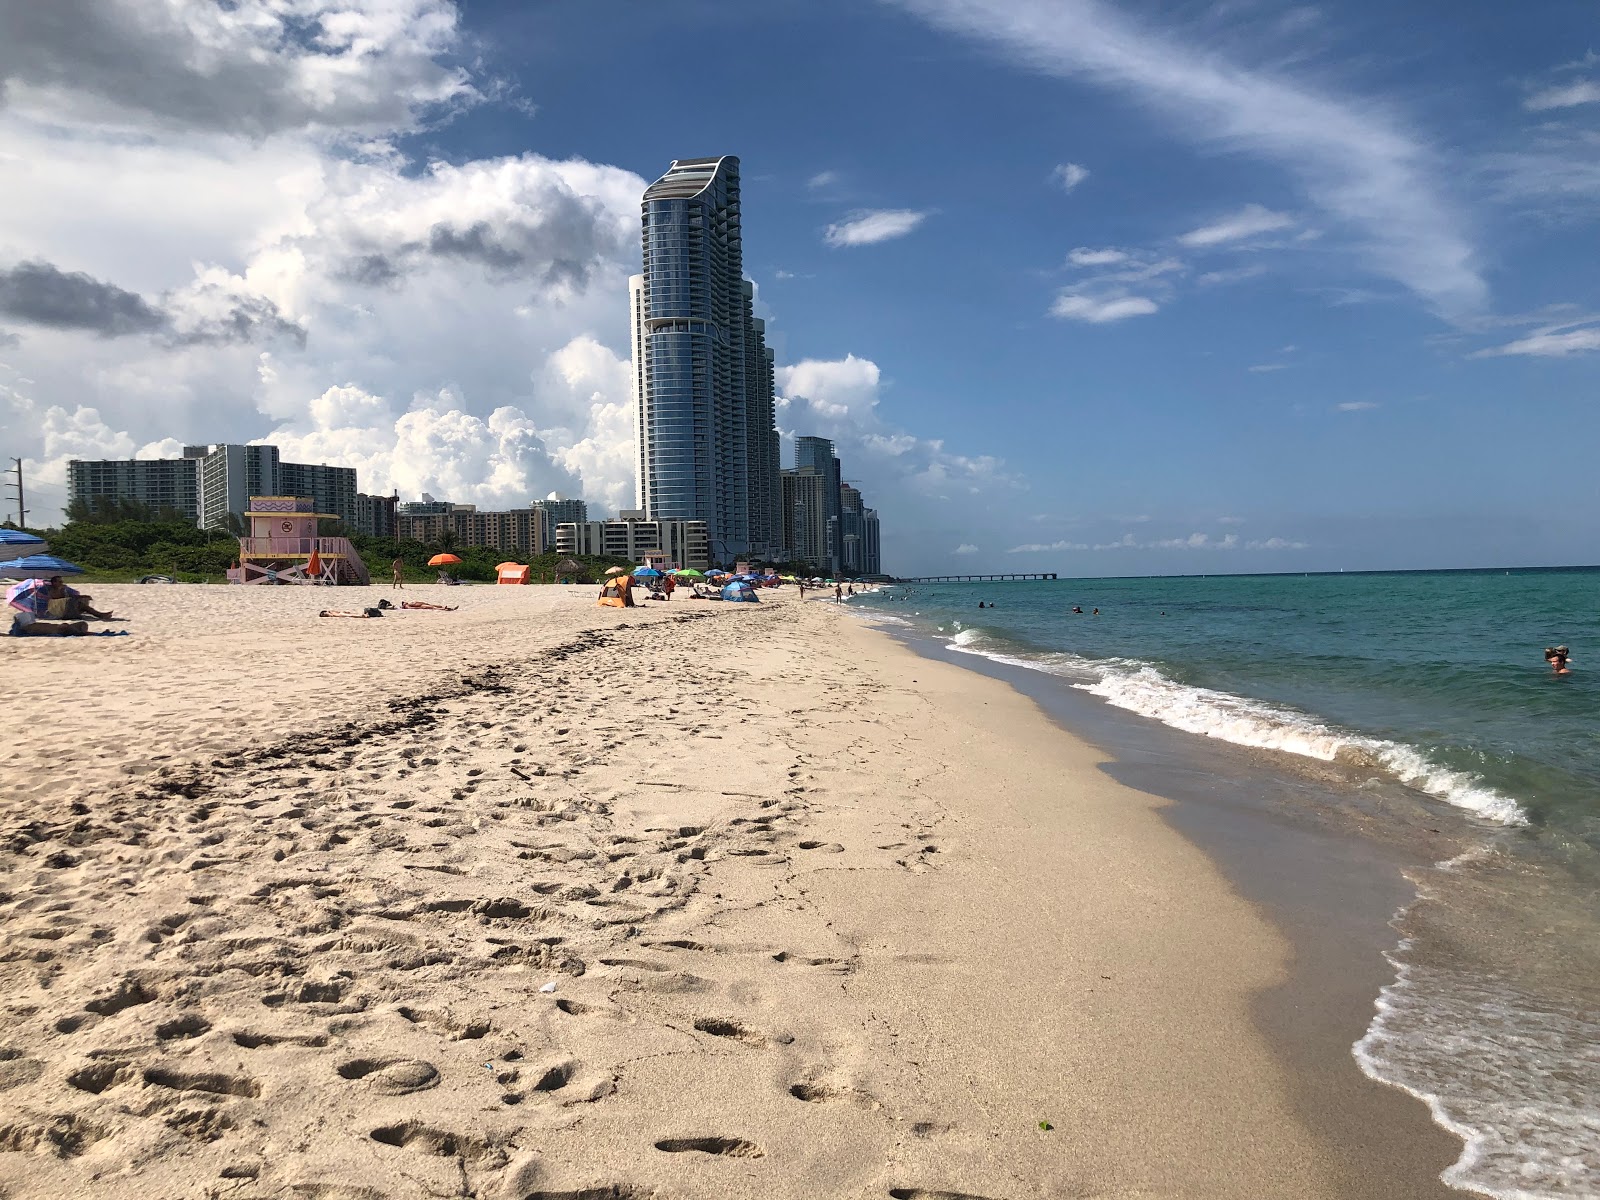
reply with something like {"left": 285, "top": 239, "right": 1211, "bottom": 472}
{"left": 0, "top": 584, "right": 1456, "bottom": 1198}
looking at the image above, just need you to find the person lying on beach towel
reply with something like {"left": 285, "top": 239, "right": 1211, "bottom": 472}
{"left": 319, "top": 608, "right": 384, "bottom": 618}
{"left": 11, "top": 612, "right": 90, "bottom": 636}
{"left": 400, "top": 601, "right": 457, "bottom": 611}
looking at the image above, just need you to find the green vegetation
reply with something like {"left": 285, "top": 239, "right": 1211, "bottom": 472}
{"left": 4, "top": 516, "right": 636, "bottom": 585}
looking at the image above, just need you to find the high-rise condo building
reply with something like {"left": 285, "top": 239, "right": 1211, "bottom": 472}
{"left": 529, "top": 495, "right": 588, "bottom": 548}
{"left": 631, "top": 155, "right": 779, "bottom": 559}
{"left": 863, "top": 508, "right": 882, "bottom": 576}
{"left": 781, "top": 467, "right": 832, "bottom": 571}
{"left": 794, "top": 436, "right": 842, "bottom": 572}
{"left": 68, "top": 443, "right": 358, "bottom": 529}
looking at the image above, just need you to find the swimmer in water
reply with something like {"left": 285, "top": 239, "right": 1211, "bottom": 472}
{"left": 1545, "top": 646, "right": 1572, "bottom": 675}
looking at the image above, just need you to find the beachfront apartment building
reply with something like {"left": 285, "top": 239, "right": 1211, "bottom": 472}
{"left": 68, "top": 455, "right": 200, "bottom": 521}
{"left": 781, "top": 467, "right": 832, "bottom": 571}
{"left": 279, "top": 460, "right": 358, "bottom": 530}
{"left": 555, "top": 513, "right": 711, "bottom": 570}
{"left": 351, "top": 491, "right": 398, "bottom": 538}
{"left": 632, "top": 155, "right": 781, "bottom": 561}
{"left": 529, "top": 496, "right": 588, "bottom": 547}
{"left": 795, "top": 436, "right": 842, "bottom": 573}
{"left": 68, "top": 443, "right": 360, "bottom": 530}
{"left": 863, "top": 508, "right": 882, "bottom": 576}
{"left": 394, "top": 501, "right": 547, "bottom": 555}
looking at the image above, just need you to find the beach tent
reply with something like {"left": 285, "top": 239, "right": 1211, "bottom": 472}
{"left": 497, "top": 562, "right": 530, "bottom": 585}
{"left": 721, "top": 581, "right": 760, "bottom": 603}
{"left": 597, "top": 574, "right": 635, "bottom": 608}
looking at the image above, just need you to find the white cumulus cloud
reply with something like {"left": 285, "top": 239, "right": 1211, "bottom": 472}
{"left": 1050, "top": 295, "right": 1160, "bottom": 323}
{"left": 1052, "top": 162, "right": 1090, "bottom": 192}
{"left": 954, "top": 543, "right": 980, "bottom": 554}
{"left": 823, "top": 209, "right": 929, "bottom": 247}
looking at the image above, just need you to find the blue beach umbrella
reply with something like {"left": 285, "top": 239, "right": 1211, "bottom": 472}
{"left": 0, "top": 529, "right": 48, "bottom": 557}
{"left": 632, "top": 567, "right": 662, "bottom": 578}
{"left": 0, "top": 554, "right": 84, "bottom": 582}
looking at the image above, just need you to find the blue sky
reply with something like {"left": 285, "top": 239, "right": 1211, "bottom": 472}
{"left": 0, "top": 0, "right": 1597, "bottom": 573}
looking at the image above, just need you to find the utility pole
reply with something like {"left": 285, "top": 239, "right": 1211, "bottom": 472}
{"left": 3, "top": 458, "right": 24, "bottom": 528}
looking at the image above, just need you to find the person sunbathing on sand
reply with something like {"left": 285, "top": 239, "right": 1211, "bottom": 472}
{"left": 11, "top": 611, "right": 90, "bottom": 636}
{"left": 319, "top": 609, "right": 383, "bottom": 618}
{"left": 400, "top": 601, "right": 457, "bottom": 611}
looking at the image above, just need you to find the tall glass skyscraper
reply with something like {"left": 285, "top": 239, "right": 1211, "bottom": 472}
{"left": 631, "top": 156, "right": 779, "bottom": 559}
{"left": 794, "top": 435, "right": 842, "bottom": 572}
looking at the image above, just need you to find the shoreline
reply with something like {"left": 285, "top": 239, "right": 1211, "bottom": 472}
{"left": 0, "top": 584, "right": 1463, "bottom": 1196}
{"left": 866, "top": 613, "right": 1470, "bottom": 1199}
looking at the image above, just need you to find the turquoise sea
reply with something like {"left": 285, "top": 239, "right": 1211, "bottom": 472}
{"left": 852, "top": 569, "right": 1600, "bottom": 1199}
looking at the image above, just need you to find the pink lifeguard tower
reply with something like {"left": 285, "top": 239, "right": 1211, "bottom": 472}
{"left": 227, "top": 496, "right": 370, "bottom": 585}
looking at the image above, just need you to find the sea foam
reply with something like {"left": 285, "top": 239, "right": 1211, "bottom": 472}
{"left": 944, "top": 630, "right": 1527, "bottom": 826}
{"left": 1355, "top": 943, "right": 1600, "bottom": 1198}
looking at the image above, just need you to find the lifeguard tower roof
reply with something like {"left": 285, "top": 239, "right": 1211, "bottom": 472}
{"left": 246, "top": 495, "right": 338, "bottom": 519}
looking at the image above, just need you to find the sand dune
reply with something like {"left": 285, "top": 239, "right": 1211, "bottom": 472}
{"left": 0, "top": 584, "right": 1393, "bottom": 1198}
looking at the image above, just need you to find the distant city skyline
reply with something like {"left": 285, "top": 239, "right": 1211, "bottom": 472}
{"left": 2, "top": 2, "right": 1597, "bottom": 573}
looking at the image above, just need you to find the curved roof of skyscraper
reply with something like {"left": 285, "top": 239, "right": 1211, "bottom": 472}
{"left": 643, "top": 156, "right": 738, "bottom": 201}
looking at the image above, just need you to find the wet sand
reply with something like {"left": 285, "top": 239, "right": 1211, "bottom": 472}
{"left": 0, "top": 584, "right": 1457, "bottom": 1197}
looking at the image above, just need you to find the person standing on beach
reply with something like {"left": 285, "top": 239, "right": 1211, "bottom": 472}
{"left": 391, "top": 558, "right": 404, "bottom": 588}
{"left": 834, "top": 583, "right": 843, "bottom": 604}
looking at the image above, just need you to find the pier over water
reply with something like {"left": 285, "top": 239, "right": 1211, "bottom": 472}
{"left": 895, "top": 573, "right": 1058, "bottom": 583}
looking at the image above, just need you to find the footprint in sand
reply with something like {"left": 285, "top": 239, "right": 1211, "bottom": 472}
{"left": 693, "top": 1016, "right": 793, "bottom": 1047}
{"left": 654, "top": 1136, "right": 764, "bottom": 1158}
{"left": 336, "top": 1057, "right": 440, "bottom": 1095}
{"left": 369, "top": 1121, "right": 496, "bottom": 1162}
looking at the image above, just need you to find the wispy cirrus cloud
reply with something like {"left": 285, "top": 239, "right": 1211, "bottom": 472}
{"left": 1525, "top": 80, "right": 1600, "bottom": 112}
{"left": 1472, "top": 318, "right": 1600, "bottom": 359}
{"left": 823, "top": 209, "right": 929, "bottom": 247}
{"left": 884, "top": 0, "right": 1486, "bottom": 316}
{"left": 1336, "top": 400, "right": 1378, "bottom": 411}
{"left": 1083, "top": 531, "right": 1308, "bottom": 551}
{"left": 1007, "top": 539, "right": 1089, "bottom": 552}
{"left": 1051, "top": 250, "right": 1181, "bottom": 323}
{"left": 1067, "top": 246, "right": 1128, "bottom": 266}
{"left": 1179, "top": 204, "right": 1294, "bottom": 247}
{"left": 1052, "top": 162, "right": 1090, "bottom": 192}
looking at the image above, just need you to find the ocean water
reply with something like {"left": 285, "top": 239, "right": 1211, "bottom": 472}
{"left": 851, "top": 570, "right": 1600, "bottom": 1198}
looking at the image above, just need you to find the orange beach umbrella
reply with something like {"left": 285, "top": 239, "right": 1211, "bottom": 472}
{"left": 305, "top": 549, "right": 322, "bottom": 578}
{"left": 428, "top": 553, "right": 462, "bottom": 567}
